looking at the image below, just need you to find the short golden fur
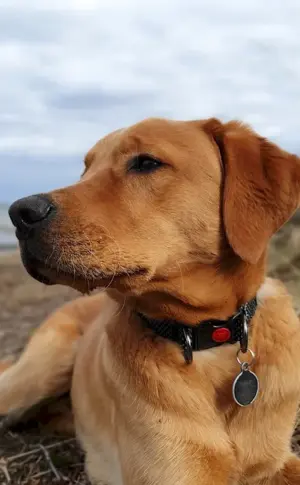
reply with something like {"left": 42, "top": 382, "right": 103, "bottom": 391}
{"left": 1, "top": 117, "right": 300, "bottom": 484}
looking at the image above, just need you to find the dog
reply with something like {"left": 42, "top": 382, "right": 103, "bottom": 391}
{"left": 2, "top": 117, "right": 300, "bottom": 484}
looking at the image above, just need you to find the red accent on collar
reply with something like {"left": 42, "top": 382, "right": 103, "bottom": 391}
{"left": 212, "top": 327, "right": 231, "bottom": 343}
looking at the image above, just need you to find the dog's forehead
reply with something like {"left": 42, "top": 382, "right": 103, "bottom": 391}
{"left": 123, "top": 118, "right": 202, "bottom": 146}
{"left": 89, "top": 119, "right": 199, "bottom": 153}
{"left": 84, "top": 118, "right": 218, "bottom": 172}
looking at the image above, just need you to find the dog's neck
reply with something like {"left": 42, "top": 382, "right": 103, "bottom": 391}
{"left": 109, "top": 256, "right": 266, "bottom": 325}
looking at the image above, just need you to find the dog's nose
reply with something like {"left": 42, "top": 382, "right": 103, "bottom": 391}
{"left": 9, "top": 195, "right": 55, "bottom": 233}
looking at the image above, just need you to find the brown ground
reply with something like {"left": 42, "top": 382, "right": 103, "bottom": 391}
{"left": 1, "top": 213, "right": 300, "bottom": 483}
{"left": 0, "top": 251, "right": 77, "bottom": 361}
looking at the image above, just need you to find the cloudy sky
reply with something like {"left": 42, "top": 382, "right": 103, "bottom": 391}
{"left": 0, "top": 0, "right": 300, "bottom": 203}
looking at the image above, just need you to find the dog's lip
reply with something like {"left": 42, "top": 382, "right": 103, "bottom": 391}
{"left": 15, "top": 228, "right": 33, "bottom": 241}
{"left": 19, "top": 243, "right": 148, "bottom": 289}
{"left": 19, "top": 246, "right": 54, "bottom": 285}
{"left": 26, "top": 265, "right": 54, "bottom": 285}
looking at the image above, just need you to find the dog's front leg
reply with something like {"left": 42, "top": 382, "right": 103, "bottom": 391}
{"left": 0, "top": 292, "right": 106, "bottom": 430}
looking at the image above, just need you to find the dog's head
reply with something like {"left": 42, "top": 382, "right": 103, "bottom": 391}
{"left": 9, "top": 118, "right": 300, "bottom": 297}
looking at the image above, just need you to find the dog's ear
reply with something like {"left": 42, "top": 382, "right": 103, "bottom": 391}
{"left": 202, "top": 118, "right": 300, "bottom": 263}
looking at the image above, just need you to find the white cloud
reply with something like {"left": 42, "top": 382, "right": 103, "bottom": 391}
{"left": 0, "top": 0, "right": 300, "bottom": 201}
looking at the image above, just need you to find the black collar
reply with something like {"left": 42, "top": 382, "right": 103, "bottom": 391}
{"left": 137, "top": 297, "right": 257, "bottom": 364}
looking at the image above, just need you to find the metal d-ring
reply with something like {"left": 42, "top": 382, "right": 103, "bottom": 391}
{"left": 236, "top": 348, "right": 255, "bottom": 367}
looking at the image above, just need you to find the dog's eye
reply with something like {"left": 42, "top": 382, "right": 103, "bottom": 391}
{"left": 127, "top": 154, "right": 163, "bottom": 174}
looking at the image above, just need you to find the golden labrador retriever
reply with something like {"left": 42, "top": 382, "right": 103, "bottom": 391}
{"left": 2, "top": 117, "right": 300, "bottom": 484}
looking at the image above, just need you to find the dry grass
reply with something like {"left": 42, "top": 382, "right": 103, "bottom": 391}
{"left": 0, "top": 432, "right": 86, "bottom": 485}
{"left": 1, "top": 212, "right": 300, "bottom": 483}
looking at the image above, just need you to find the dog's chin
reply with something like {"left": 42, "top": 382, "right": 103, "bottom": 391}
{"left": 22, "top": 261, "right": 93, "bottom": 293}
{"left": 19, "top": 244, "right": 148, "bottom": 294}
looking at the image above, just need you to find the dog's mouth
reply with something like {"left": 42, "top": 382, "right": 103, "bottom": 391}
{"left": 19, "top": 242, "right": 147, "bottom": 293}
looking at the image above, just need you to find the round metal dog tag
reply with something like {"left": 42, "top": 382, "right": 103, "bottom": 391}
{"left": 232, "top": 369, "right": 259, "bottom": 407}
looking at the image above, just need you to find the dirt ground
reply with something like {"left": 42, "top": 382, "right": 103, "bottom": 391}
{"left": 1, "top": 213, "right": 300, "bottom": 483}
{"left": 0, "top": 251, "right": 77, "bottom": 361}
